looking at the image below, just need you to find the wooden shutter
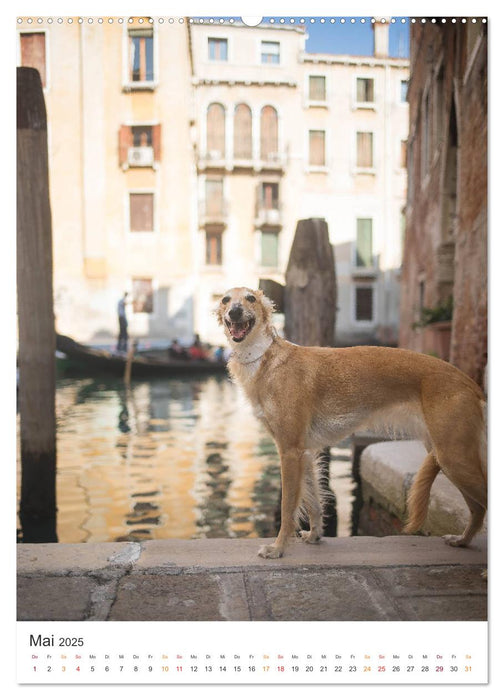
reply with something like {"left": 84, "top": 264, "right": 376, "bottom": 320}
{"left": 206, "top": 230, "right": 222, "bottom": 265}
{"left": 260, "top": 106, "right": 278, "bottom": 160}
{"left": 130, "top": 193, "right": 154, "bottom": 231}
{"left": 261, "top": 231, "right": 279, "bottom": 267}
{"left": 20, "top": 33, "right": 46, "bottom": 86}
{"left": 208, "top": 38, "right": 227, "bottom": 61}
{"left": 357, "top": 132, "right": 373, "bottom": 167}
{"left": 207, "top": 103, "right": 225, "bottom": 157}
{"left": 234, "top": 104, "right": 252, "bottom": 159}
{"left": 152, "top": 124, "right": 161, "bottom": 162}
{"left": 262, "top": 182, "right": 278, "bottom": 210}
{"left": 205, "top": 179, "right": 224, "bottom": 217}
{"left": 357, "top": 78, "right": 374, "bottom": 102}
{"left": 118, "top": 125, "right": 133, "bottom": 166}
{"left": 356, "top": 219, "right": 373, "bottom": 267}
{"left": 400, "top": 140, "right": 407, "bottom": 168}
{"left": 309, "top": 76, "right": 326, "bottom": 101}
{"left": 263, "top": 183, "right": 273, "bottom": 209}
{"left": 129, "top": 29, "right": 153, "bottom": 82}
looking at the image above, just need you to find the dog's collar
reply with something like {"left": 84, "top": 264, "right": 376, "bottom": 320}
{"left": 230, "top": 333, "right": 275, "bottom": 365}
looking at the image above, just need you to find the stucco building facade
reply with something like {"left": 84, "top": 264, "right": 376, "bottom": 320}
{"left": 17, "top": 17, "right": 409, "bottom": 348}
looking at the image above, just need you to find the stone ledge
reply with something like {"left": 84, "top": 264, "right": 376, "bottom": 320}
{"left": 17, "top": 535, "right": 487, "bottom": 575}
{"left": 359, "top": 440, "right": 487, "bottom": 536}
{"left": 16, "top": 537, "right": 487, "bottom": 622}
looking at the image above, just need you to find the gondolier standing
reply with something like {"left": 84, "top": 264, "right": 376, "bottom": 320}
{"left": 117, "top": 292, "right": 129, "bottom": 352}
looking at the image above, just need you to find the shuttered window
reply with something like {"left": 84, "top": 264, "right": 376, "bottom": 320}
{"left": 207, "top": 103, "right": 226, "bottom": 158}
{"left": 261, "top": 41, "right": 280, "bottom": 64}
{"left": 206, "top": 230, "right": 223, "bottom": 265}
{"left": 118, "top": 125, "right": 161, "bottom": 166}
{"left": 132, "top": 126, "right": 152, "bottom": 147}
{"left": 400, "top": 80, "right": 408, "bottom": 102}
{"left": 309, "top": 75, "right": 326, "bottom": 101}
{"left": 129, "top": 28, "right": 154, "bottom": 82}
{"left": 20, "top": 32, "right": 46, "bottom": 86}
{"left": 234, "top": 104, "right": 252, "bottom": 159}
{"left": 400, "top": 139, "right": 407, "bottom": 168}
{"left": 205, "top": 179, "right": 224, "bottom": 218}
{"left": 356, "top": 219, "right": 373, "bottom": 267}
{"left": 129, "top": 193, "right": 154, "bottom": 232}
{"left": 309, "top": 130, "right": 326, "bottom": 167}
{"left": 132, "top": 278, "right": 154, "bottom": 313}
{"left": 261, "top": 182, "right": 279, "bottom": 210}
{"left": 261, "top": 231, "right": 279, "bottom": 267}
{"left": 260, "top": 106, "right": 278, "bottom": 160}
{"left": 355, "top": 287, "right": 373, "bottom": 321}
{"left": 208, "top": 38, "right": 228, "bottom": 61}
{"left": 356, "top": 78, "right": 374, "bottom": 103}
{"left": 357, "top": 132, "right": 373, "bottom": 168}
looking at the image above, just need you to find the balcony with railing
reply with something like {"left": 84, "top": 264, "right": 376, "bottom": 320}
{"left": 197, "top": 148, "right": 288, "bottom": 173}
{"left": 254, "top": 183, "right": 282, "bottom": 228}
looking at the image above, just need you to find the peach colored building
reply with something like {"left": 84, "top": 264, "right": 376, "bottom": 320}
{"left": 18, "top": 17, "right": 196, "bottom": 345}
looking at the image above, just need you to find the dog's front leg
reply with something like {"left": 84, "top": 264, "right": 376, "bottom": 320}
{"left": 258, "top": 447, "right": 304, "bottom": 559}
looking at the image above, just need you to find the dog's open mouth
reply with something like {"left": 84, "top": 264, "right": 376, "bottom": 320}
{"left": 225, "top": 318, "right": 255, "bottom": 343}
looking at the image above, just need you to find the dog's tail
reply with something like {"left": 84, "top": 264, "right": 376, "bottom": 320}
{"left": 403, "top": 451, "right": 441, "bottom": 534}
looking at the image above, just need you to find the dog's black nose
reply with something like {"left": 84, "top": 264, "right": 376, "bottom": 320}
{"left": 228, "top": 304, "right": 243, "bottom": 321}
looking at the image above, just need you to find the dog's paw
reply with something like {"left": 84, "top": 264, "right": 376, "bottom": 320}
{"left": 443, "top": 534, "right": 468, "bottom": 547}
{"left": 258, "top": 544, "right": 283, "bottom": 559}
{"left": 299, "top": 529, "right": 322, "bottom": 544}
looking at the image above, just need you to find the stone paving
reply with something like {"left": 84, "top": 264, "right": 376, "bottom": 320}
{"left": 17, "top": 535, "right": 487, "bottom": 622}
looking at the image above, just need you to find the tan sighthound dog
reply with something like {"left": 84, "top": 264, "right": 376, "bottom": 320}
{"left": 216, "top": 287, "right": 487, "bottom": 559}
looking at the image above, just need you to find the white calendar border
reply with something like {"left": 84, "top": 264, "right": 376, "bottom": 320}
{"left": 17, "top": 620, "right": 488, "bottom": 685}
{"left": 9, "top": 0, "right": 502, "bottom": 697}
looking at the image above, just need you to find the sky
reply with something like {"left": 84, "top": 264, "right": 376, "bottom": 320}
{"left": 221, "top": 16, "right": 410, "bottom": 58}
{"left": 300, "top": 18, "right": 410, "bottom": 58}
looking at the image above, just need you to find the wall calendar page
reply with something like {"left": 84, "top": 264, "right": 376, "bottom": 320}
{"left": 14, "top": 3, "right": 492, "bottom": 695}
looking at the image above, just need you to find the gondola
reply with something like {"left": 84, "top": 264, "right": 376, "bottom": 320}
{"left": 56, "top": 334, "right": 227, "bottom": 377}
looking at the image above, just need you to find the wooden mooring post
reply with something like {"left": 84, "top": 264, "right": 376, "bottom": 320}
{"left": 278, "top": 218, "right": 338, "bottom": 536}
{"left": 284, "top": 218, "right": 337, "bottom": 346}
{"left": 17, "top": 67, "right": 57, "bottom": 542}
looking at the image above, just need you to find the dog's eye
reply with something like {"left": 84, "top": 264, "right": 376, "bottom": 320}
{"left": 245, "top": 295, "right": 256, "bottom": 303}
{"left": 221, "top": 296, "right": 231, "bottom": 304}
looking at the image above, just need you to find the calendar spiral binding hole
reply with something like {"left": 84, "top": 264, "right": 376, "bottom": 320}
{"left": 16, "top": 17, "right": 488, "bottom": 25}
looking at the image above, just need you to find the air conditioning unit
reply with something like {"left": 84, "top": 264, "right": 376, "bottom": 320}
{"left": 128, "top": 146, "right": 154, "bottom": 167}
{"left": 265, "top": 208, "right": 281, "bottom": 225}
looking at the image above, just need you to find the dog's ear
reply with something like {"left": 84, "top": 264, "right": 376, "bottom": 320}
{"left": 256, "top": 289, "right": 276, "bottom": 324}
{"left": 213, "top": 298, "right": 225, "bottom": 326}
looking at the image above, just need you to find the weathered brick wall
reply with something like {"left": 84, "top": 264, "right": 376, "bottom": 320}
{"left": 450, "top": 33, "right": 488, "bottom": 386}
{"left": 400, "top": 22, "right": 487, "bottom": 387}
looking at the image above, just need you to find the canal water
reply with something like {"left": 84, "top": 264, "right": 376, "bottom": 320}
{"left": 17, "top": 374, "right": 358, "bottom": 543}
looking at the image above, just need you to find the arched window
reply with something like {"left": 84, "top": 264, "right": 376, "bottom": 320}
{"left": 206, "top": 103, "right": 226, "bottom": 158}
{"left": 260, "top": 106, "right": 278, "bottom": 160}
{"left": 234, "top": 104, "right": 252, "bottom": 159}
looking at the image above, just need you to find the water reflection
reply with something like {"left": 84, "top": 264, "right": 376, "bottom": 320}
{"left": 18, "top": 375, "right": 357, "bottom": 543}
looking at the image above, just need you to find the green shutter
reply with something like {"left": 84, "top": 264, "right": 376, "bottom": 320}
{"left": 356, "top": 219, "right": 373, "bottom": 267}
{"left": 261, "top": 232, "right": 278, "bottom": 267}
